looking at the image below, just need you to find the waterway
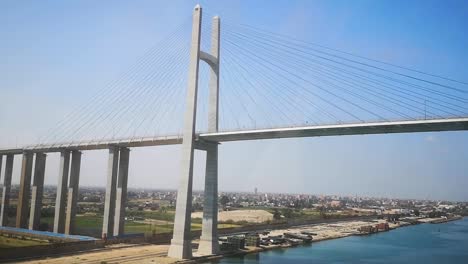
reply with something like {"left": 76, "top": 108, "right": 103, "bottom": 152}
{"left": 211, "top": 217, "right": 468, "bottom": 263}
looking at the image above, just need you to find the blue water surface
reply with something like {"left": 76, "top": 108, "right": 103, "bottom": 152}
{"left": 212, "top": 217, "right": 468, "bottom": 264}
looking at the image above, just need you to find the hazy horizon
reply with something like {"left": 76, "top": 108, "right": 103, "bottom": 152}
{"left": 24, "top": 183, "right": 468, "bottom": 203}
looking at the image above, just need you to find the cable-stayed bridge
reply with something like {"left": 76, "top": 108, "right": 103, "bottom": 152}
{"left": 0, "top": 5, "right": 467, "bottom": 259}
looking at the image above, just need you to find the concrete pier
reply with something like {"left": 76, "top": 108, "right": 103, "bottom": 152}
{"left": 0, "top": 155, "right": 13, "bottom": 226}
{"left": 0, "top": 155, "right": 3, "bottom": 225}
{"left": 168, "top": 4, "right": 203, "bottom": 259}
{"left": 54, "top": 151, "right": 70, "bottom": 233}
{"left": 102, "top": 146, "right": 119, "bottom": 237}
{"left": 29, "top": 153, "right": 47, "bottom": 230}
{"left": 198, "top": 144, "right": 220, "bottom": 255}
{"left": 16, "top": 152, "right": 33, "bottom": 228}
{"left": 198, "top": 15, "right": 221, "bottom": 256}
{"left": 65, "top": 150, "right": 81, "bottom": 235}
{"left": 113, "top": 147, "right": 129, "bottom": 236}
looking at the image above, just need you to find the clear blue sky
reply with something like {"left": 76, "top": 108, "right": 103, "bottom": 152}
{"left": 1, "top": 0, "right": 467, "bottom": 201}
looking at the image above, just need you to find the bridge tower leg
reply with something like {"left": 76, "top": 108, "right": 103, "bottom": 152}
{"left": 29, "top": 153, "right": 47, "bottom": 230}
{"left": 198, "top": 15, "right": 221, "bottom": 256}
{"left": 0, "top": 154, "right": 13, "bottom": 226}
{"left": 16, "top": 152, "right": 33, "bottom": 228}
{"left": 54, "top": 150, "right": 70, "bottom": 233}
{"left": 0, "top": 155, "right": 3, "bottom": 225}
{"left": 102, "top": 146, "right": 119, "bottom": 238}
{"left": 113, "top": 147, "right": 130, "bottom": 236}
{"left": 65, "top": 150, "right": 82, "bottom": 235}
{"left": 168, "top": 4, "right": 203, "bottom": 259}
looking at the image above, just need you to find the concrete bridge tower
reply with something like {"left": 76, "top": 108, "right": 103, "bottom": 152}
{"left": 168, "top": 4, "right": 221, "bottom": 259}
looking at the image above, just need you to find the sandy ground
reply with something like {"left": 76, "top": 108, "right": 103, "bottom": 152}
{"left": 22, "top": 244, "right": 176, "bottom": 264}
{"left": 192, "top": 209, "right": 273, "bottom": 223}
{"left": 417, "top": 217, "right": 443, "bottom": 223}
{"left": 135, "top": 219, "right": 173, "bottom": 225}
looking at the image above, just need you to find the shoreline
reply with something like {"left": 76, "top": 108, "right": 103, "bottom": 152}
{"left": 185, "top": 215, "right": 465, "bottom": 263}
{"left": 15, "top": 216, "right": 465, "bottom": 263}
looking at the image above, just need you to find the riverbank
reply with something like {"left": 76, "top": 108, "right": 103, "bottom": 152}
{"left": 210, "top": 216, "right": 468, "bottom": 264}
{"left": 187, "top": 215, "right": 464, "bottom": 264}
{"left": 19, "top": 216, "right": 463, "bottom": 264}
{"left": 418, "top": 215, "right": 463, "bottom": 224}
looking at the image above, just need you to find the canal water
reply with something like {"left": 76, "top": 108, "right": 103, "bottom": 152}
{"left": 210, "top": 217, "right": 468, "bottom": 263}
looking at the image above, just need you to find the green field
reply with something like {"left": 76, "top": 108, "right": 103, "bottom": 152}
{"left": 39, "top": 211, "right": 241, "bottom": 237}
{"left": 6, "top": 207, "right": 345, "bottom": 239}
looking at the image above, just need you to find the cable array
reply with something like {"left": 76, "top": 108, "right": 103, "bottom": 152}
{"left": 38, "top": 17, "right": 197, "bottom": 146}
{"left": 208, "top": 19, "right": 468, "bottom": 131}
{"left": 32, "top": 13, "right": 468, "bottom": 147}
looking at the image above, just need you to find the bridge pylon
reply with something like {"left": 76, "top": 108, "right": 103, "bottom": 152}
{"left": 197, "top": 14, "right": 221, "bottom": 256}
{"left": 168, "top": 4, "right": 221, "bottom": 259}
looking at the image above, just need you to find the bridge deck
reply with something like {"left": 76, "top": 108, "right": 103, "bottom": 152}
{"left": 1, "top": 117, "right": 467, "bottom": 154}
{"left": 0, "top": 135, "right": 183, "bottom": 154}
{"left": 199, "top": 117, "right": 468, "bottom": 142}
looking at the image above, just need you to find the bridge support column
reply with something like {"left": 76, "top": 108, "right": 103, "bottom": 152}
{"left": 168, "top": 4, "right": 202, "bottom": 260}
{"left": 198, "top": 15, "right": 221, "bottom": 256}
{"left": 54, "top": 150, "right": 70, "bottom": 233}
{"left": 65, "top": 150, "right": 81, "bottom": 235}
{"left": 0, "top": 155, "right": 13, "bottom": 226}
{"left": 113, "top": 147, "right": 129, "bottom": 237}
{"left": 102, "top": 146, "right": 119, "bottom": 237}
{"left": 16, "top": 152, "right": 33, "bottom": 228}
{"left": 29, "top": 153, "right": 47, "bottom": 230}
{"left": 198, "top": 144, "right": 219, "bottom": 255}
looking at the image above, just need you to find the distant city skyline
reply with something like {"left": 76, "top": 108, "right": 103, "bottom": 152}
{"left": 1, "top": 0, "right": 467, "bottom": 201}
